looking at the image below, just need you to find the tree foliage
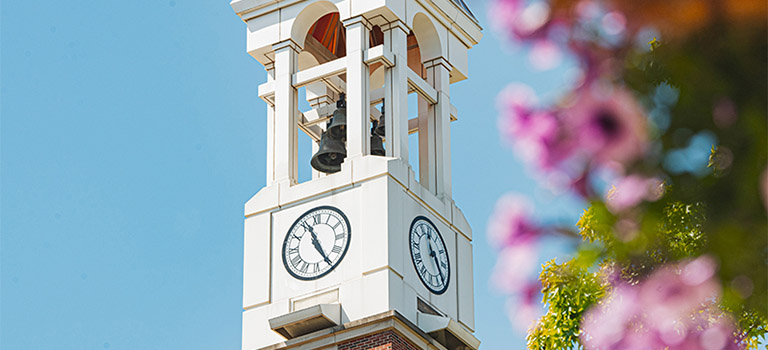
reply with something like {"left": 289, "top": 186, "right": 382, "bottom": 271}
{"left": 487, "top": 1, "right": 767, "bottom": 348}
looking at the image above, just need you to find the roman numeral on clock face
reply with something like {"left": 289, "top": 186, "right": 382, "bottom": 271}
{"left": 283, "top": 206, "right": 351, "bottom": 281}
{"left": 409, "top": 216, "right": 449, "bottom": 295}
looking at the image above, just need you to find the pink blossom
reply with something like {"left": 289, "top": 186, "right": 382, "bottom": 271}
{"left": 487, "top": 193, "right": 540, "bottom": 248}
{"left": 565, "top": 87, "right": 649, "bottom": 166}
{"left": 582, "top": 284, "right": 641, "bottom": 349}
{"left": 497, "top": 83, "right": 538, "bottom": 140}
{"left": 489, "top": 0, "right": 555, "bottom": 42}
{"left": 497, "top": 84, "right": 572, "bottom": 170}
{"left": 508, "top": 282, "right": 544, "bottom": 332}
{"left": 529, "top": 40, "right": 563, "bottom": 70}
{"left": 488, "top": 0, "right": 524, "bottom": 39}
{"left": 640, "top": 257, "right": 720, "bottom": 329}
{"left": 581, "top": 257, "right": 741, "bottom": 350}
{"left": 491, "top": 244, "right": 539, "bottom": 294}
{"left": 605, "top": 175, "right": 665, "bottom": 212}
{"left": 601, "top": 12, "right": 626, "bottom": 36}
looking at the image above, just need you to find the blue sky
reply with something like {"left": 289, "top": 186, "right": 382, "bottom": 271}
{"left": 1, "top": 1, "right": 580, "bottom": 349}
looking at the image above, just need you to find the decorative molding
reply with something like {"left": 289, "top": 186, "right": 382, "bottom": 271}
{"left": 380, "top": 19, "right": 410, "bottom": 34}
{"left": 341, "top": 15, "right": 372, "bottom": 31}
{"left": 273, "top": 39, "right": 301, "bottom": 53}
{"left": 423, "top": 57, "right": 451, "bottom": 71}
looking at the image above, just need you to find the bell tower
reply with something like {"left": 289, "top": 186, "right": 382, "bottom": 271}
{"left": 230, "top": 1, "right": 482, "bottom": 349}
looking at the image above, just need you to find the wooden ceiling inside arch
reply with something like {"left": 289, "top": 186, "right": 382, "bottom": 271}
{"left": 307, "top": 13, "right": 346, "bottom": 59}
{"left": 304, "top": 13, "right": 424, "bottom": 78}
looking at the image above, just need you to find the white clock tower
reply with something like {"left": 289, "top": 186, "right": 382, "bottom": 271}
{"left": 230, "top": 1, "right": 482, "bottom": 349}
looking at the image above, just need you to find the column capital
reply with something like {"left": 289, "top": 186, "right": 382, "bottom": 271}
{"left": 423, "top": 57, "right": 452, "bottom": 71}
{"left": 272, "top": 39, "right": 301, "bottom": 53}
{"left": 380, "top": 20, "right": 409, "bottom": 34}
{"left": 342, "top": 16, "right": 372, "bottom": 30}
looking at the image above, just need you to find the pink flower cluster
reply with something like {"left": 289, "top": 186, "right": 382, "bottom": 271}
{"left": 498, "top": 82, "right": 654, "bottom": 207}
{"left": 488, "top": 0, "right": 556, "bottom": 43}
{"left": 581, "top": 257, "right": 742, "bottom": 350}
{"left": 491, "top": 0, "right": 660, "bottom": 210}
{"left": 606, "top": 175, "right": 665, "bottom": 213}
{"left": 487, "top": 194, "right": 545, "bottom": 332}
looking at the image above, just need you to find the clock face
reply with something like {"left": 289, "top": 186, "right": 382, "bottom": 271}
{"left": 282, "top": 206, "right": 351, "bottom": 280}
{"left": 409, "top": 216, "right": 450, "bottom": 294}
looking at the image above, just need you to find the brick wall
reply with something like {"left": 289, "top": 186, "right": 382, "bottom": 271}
{"left": 337, "top": 330, "right": 418, "bottom": 350}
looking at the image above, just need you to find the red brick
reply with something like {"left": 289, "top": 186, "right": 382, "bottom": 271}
{"left": 338, "top": 330, "right": 417, "bottom": 350}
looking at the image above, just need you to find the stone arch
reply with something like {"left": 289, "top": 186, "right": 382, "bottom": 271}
{"left": 409, "top": 12, "right": 443, "bottom": 63}
{"left": 298, "top": 51, "right": 320, "bottom": 71}
{"left": 290, "top": 1, "right": 342, "bottom": 50}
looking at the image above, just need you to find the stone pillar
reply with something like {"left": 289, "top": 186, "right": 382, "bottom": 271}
{"left": 382, "top": 20, "right": 409, "bottom": 161}
{"left": 272, "top": 40, "right": 300, "bottom": 185}
{"left": 425, "top": 58, "right": 452, "bottom": 200}
{"left": 343, "top": 16, "right": 371, "bottom": 159}
{"left": 418, "top": 93, "right": 436, "bottom": 194}
{"left": 264, "top": 62, "right": 276, "bottom": 186}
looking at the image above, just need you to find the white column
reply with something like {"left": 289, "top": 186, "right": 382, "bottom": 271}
{"left": 306, "top": 83, "right": 335, "bottom": 180}
{"left": 425, "top": 58, "right": 452, "bottom": 200}
{"left": 418, "top": 94, "right": 436, "bottom": 194}
{"left": 272, "top": 40, "right": 300, "bottom": 185}
{"left": 343, "top": 16, "right": 371, "bottom": 158}
{"left": 264, "top": 62, "right": 276, "bottom": 186}
{"left": 382, "top": 21, "right": 409, "bottom": 161}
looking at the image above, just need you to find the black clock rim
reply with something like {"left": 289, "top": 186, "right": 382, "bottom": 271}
{"left": 282, "top": 205, "right": 352, "bottom": 281}
{"left": 409, "top": 215, "right": 450, "bottom": 295}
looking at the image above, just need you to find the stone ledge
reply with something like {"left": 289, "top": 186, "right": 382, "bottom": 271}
{"left": 256, "top": 310, "right": 456, "bottom": 350}
{"left": 268, "top": 304, "right": 342, "bottom": 339}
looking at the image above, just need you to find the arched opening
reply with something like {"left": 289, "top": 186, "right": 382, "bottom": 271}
{"left": 407, "top": 31, "right": 426, "bottom": 78}
{"left": 410, "top": 12, "right": 442, "bottom": 63}
{"left": 407, "top": 13, "right": 443, "bottom": 192}
{"left": 297, "top": 15, "right": 390, "bottom": 182}
{"left": 304, "top": 12, "right": 346, "bottom": 62}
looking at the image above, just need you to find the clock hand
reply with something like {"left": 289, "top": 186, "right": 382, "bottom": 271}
{"left": 303, "top": 222, "right": 333, "bottom": 265}
{"left": 430, "top": 249, "right": 445, "bottom": 283}
{"left": 426, "top": 236, "right": 445, "bottom": 284}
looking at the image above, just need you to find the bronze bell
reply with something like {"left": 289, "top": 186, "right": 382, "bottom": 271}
{"left": 326, "top": 94, "right": 347, "bottom": 140}
{"left": 311, "top": 131, "right": 347, "bottom": 173}
{"left": 374, "top": 103, "right": 386, "bottom": 137}
{"left": 370, "top": 120, "right": 385, "bottom": 156}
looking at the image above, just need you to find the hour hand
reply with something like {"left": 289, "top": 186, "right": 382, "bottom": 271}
{"left": 312, "top": 239, "right": 332, "bottom": 265}
{"left": 304, "top": 223, "right": 332, "bottom": 264}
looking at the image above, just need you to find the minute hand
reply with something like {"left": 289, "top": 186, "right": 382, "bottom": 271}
{"left": 303, "top": 222, "right": 332, "bottom": 265}
{"left": 427, "top": 237, "right": 445, "bottom": 283}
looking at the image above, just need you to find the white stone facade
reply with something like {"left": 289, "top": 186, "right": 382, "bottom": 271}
{"left": 230, "top": 1, "right": 481, "bottom": 349}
